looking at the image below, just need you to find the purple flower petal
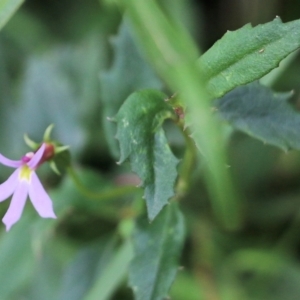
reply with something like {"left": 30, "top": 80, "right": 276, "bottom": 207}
{"left": 28, "top": 172, "right": 56, "bottom": 219}
{"left": 27, "top": 143, "right": 46, "bottom": 169}
{"left": 0, "top": 169, "right": 19, "bottom": 202}
{"left": 0, "top": 154, "right": 22, "bottom": 168}
{"left": 2, "top": 181, "right": 28, "bottom": 231}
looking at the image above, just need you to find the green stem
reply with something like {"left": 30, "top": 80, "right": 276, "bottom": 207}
{"left": 192, "top": 217, "right": 221, "bottom": 300}
{"left": 175, "top": 125, "right": 197, "bottom": 199}
{"left": 119, "top": 0, "right": 242, "bottom": 230}
{"left": 67, "top": 166, "right": 138, "bottom": 201}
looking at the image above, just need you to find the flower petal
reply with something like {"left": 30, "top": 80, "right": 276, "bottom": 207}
{"left": 0, "top": 154, "right": 22, "bottom": 168}
{"left": 27, "top": 143, "right": 46, "bottom": 169}
{"left": 0, "top": 169, "right": 19, "bottom": 202}
{"left": 28, "top": 172, "right": 56, "bottom": 219}
{"left": 2, "top": 181, "right": 28, "bottom": 231}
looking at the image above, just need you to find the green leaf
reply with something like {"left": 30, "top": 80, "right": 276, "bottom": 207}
{"left": 58, "top": 237, "right": 118, "bottom": 300}
{"left": 19, "top": 52, "right": 84, "bottom": 151}
{"left": 26, "top": 249, "right": 62, "bottom": 300}
{"left": 0, "top": 214, "right": 35, "bottom": 299}
{"left": 115, "top": 89, "right": 179, "bottom": 220}
{"left": 2, "top": 9, "right": 52, "bottom": 51}
{"left": 222, "top": 249, "right": 300, "bottom": 300}
{"left": 100, "top": 20, "right": 162, "bottom": 158}
{"left": 116, "top": 0, "right": 242, "bottom": 230}
{"left": 170, "top": 271, "right": 203, "bottom": 300}
{"left": 199, "top": 17, "right": 300, "bottom": 98}
{"left": 0, "top": 0, "right": 23, "bottom": 31}
{"left": 215, "top": 82, "right": 300, "bottom": 151}
{"left": 84, "top": 240, "right": 133, "bottom": 300}
{"left": 129, "top": 203, "right": 185, "bottom": 300}
{"left": 0, "top": 43, "right": 18, "bottom": 159}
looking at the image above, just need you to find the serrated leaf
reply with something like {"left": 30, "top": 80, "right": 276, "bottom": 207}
{"left": 116, "top": 89, "right": 179, "bottom": 220}
{"left": 129, "top": 203, "right": 185, "bottom": 300}
{"left": 100, "top": 19, "right": 162, "bottom": 158}
{"left": 215, "top": 82, "right": 300, "bottom": 151}
{"left": 199, "top": 17, "right": 300, "bottom": 98}
{"left": 0, "top": 0, "right": 24, "bottom": 31}
{"left": 119, "top": 0, "right": 243, "bottom": 230}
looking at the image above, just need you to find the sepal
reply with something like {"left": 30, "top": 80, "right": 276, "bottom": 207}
{"left": 24, "top": 124, "right": 71, "bottom": 175}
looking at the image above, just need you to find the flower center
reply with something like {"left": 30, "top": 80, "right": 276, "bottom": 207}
{"left": 19, "top": 165, "right": 32, "bottom": 182}
{"left": 21, "top": 152, "right": 34, "bottom": 163}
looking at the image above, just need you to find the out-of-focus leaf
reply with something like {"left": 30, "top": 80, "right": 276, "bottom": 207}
{"left": 51, "top": 35, "right": 107, "bottom": 127}
{"left": 100, "top": 20, "right": 162, "bottom": 158}
{"left": 0, "top": 0, "right": 23, "bottom": 31}
{"left": 58, "top": 237, "right": 118, "bottom": 300}
{"left": 0, "top": 43, "right": 17, "bottom": 160}
{"left": 199, "top": 17, "right": 300, "bottom": 98}
{"left": 84, "top": 240, "right": 133, "bottom": 300}
{"left": 0, "top": 214, "right": 35, "bottom": 299}
{"left": 18, "top": 54, "right": 84, "bottom": 151}
{"left": 170, "top": 271, "right": 202, "bottom": 300}
{"left": 2, "top": 9, "right": 52, "bottom": 51}
{"left": 115, "top": 89, "right": 179, "bottom": 220}
{"left": 129, "top": 203, "right": 185, "bottom": 300}
{"left": 8, "top": 36, "right": 106, "bottom": 158}
{"left": 222, "top": 249, "right": 300, "bottom": 300}
{"left": 25, "top": 249, "right": 62, "bottom": 300}
{"left": 160, "top": 0, "right": 200, "bottom": 38}
{"left": 215, "top": 82, "right": 300, "bottom": 151}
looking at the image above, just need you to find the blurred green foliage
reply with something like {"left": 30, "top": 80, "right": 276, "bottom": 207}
{"left": 1, "top": 1, "right": 300, "bottom": 300}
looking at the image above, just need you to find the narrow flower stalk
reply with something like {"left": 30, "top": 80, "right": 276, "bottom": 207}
{"left": 0, "top": 143, "right": 56, "bottom": 231}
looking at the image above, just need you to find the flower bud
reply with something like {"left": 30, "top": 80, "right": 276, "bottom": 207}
{"left": 23, "top": 124, "right": 70, "bottom": 175}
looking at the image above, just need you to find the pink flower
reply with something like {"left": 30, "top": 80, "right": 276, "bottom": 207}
{"left": 0, "top": 143, "right": 56, "bottom": 231}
